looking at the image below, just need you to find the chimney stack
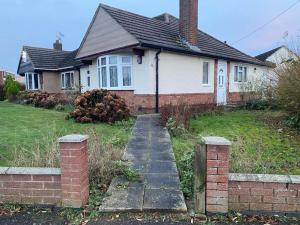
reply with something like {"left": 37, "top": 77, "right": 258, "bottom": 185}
{"left": 179, "top": 0, "right": 198, "bottom": 46}
{"left": 53, "top": 40, "right": 62, "bottom": 51}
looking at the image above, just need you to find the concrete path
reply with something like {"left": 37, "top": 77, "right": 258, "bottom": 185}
{"left": 100, "top": 114, "right": 187, "bottom": 212}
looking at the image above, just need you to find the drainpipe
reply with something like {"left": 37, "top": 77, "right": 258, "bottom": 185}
{"left": 155, "top": 49, "right": 162, "bottom": 113}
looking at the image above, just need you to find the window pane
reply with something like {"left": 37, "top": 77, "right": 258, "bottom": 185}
{"left": 87, "top": 76, "right": 91, "bottom": 87}
{"left": 109, "top": 66, "right": 118, "bottom": 87}
{"left": 28, "top": 74, "right": 32, "bottom": 90}
{"left": 109, "top": 56, "right": 118, "bottom": 64}
{"left": 101, "top": 57, "right": 106, "bottom": 66}
{"left": 101, "top": 67, "right": 107, "bottom": 87}
{"left": 238, "top": 72, "right": 243, "bottom": 82}
{"left": 122, "top": 56, "right": 131, "bottom": 64}
{"left": 244, "top": 67, "right": 247, "bottom": 82}
{"left": 234, "top": 66, "right": 238, "bottom": 82}
{"left": 71, "top": 73, "right": 74, "bottom": 87}
{"left": 66, "top": 73, "right": 71, "bottom": 88}
{"left": 203, "top": 62, "right": 209, "bottom": 84}
{"left": 61, "top": 74, "right": 65, "bottom": 88}
{"left": 122, "top": 66, "right": 131, "bottom": 86}
{"left": 34, "top": 74, "right": 39, "bottom": 89}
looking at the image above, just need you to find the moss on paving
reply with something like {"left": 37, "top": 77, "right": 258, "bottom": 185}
{"left": 0, "top": 102, "right": 133, "bottom": 166}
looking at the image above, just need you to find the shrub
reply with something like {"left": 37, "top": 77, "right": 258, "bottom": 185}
{"left": 160, "top": 100, "right": 217, "bottom": 134}
{"left": 17, "top": 91, "right": 76, "bottom": 109}
{"left": 166, "top": 117, "right": 187, "bottom": 137}
{"left": 3, "top": 75, "right": 21, "bottom": 101}
{"left": 276, "top": 61, "right": 300, "bottom": 129}
{"left": 245, "top": 99, "right": 279, "bottom": 111}
{"left": 0, "top": 84, "right": 5, "bottom": 101}
{"left": 67, "top": 89, "right": 130, "bottom": 123}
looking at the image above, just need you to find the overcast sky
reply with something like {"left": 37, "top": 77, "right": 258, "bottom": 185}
{"left": 0, "top": 0, "right": 299, "bottom": 73}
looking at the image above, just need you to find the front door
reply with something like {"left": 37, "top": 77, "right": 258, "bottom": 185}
{"left": 217, "top": 61, "right": 227, "bottom": 105}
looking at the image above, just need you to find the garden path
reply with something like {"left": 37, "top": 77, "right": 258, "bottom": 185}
{"left": 99, "top": 114, "right": 187, "bottom": 212}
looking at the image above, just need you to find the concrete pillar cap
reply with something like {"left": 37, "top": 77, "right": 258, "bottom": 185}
{"left": 201, "top": 136, "right": 231, "bottom": 146}
{"left": 58, "top": 134, "right": 89, "bottom": 143}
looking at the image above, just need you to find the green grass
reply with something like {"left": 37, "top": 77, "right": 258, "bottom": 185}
{"left": 173, "top": 110, "right": 300, "bottom": 175}
{"left": 172, "top": 110, "right": 300, "bottom": 197}
{"left": 0, "top": 102, "right": 133, "bottom": 166}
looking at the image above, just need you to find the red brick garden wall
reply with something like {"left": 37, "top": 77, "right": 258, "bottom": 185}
{"left": 0, "top": 134, "right": 89, "bottom": 208}
{"left": 200, "top": 137, "right": 300, "bottom": 215}
{"left": 0, "top": 170, "right": 61, "bottom": 205}
{"left": 228, "top": 179, "right": 300, "bottom": 213}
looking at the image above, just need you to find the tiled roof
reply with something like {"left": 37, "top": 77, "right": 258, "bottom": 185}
{"left": 101, "top": 4, "right": 264, "bottom": 66}
{"left": 255, "top": 46, "right": 283, "bottom": 62}
{"left": 23, "top": 46, "right": 81, "bottom": 70}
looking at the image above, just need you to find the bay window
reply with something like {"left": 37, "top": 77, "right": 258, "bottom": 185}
{"left": 234, "top": 66, "right": 248, "bottom": 82}
{"left": 97, "top": 55, "right": 133, "bottom": 89}
{"left": 25, "top": 73, "right": 40, "bottom": 90}
{"left": 61, "top": 72, "right": 74, "bottom": 89}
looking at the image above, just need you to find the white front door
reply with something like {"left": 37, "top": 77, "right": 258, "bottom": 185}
{"left": 81, "top": 69, "right": 91, "bottom": 93}
{"left": 217, "top": 61, "right": 227, "bottom": 105}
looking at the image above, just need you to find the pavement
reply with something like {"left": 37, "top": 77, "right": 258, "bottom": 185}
{"left": 99, "top": 114, "right": 187, "bottom": 213}
{"left": 0, "top": 213, "right": 299, "bottom": 225}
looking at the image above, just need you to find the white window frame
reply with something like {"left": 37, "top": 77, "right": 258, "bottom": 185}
{"left": 97, "top": 55, "right": 133, "bottom": 90}
{"left": 61, "top": 71, "right": 75, "bottom": 90}
{"left": 25, "top": 73, "right": 40, "bottom": 90}
{"left": 234, "top": 65, "right": 248, "bottom": 83}
{"left": 202, "top": 61, "right": 210, "bottom": 85}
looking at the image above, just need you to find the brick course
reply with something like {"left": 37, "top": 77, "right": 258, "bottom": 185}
{"left": 229, "top": 181, "right": 300, "bottom": 213}
{"left": 111, "top": 91, "right": 214, "bottom": 113}
{"left": 0, "top": 173, "right": 61, "bottom": 205}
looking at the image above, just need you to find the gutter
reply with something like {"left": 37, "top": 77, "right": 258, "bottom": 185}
{"left": 155, "top": 49, "right": 162, "bottom": 113}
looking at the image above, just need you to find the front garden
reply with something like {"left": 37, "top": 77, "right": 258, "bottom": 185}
{"left": 0, "top": 101, "right": 133, "bottom": 167}
{"left": 171, "top": 110, "right": 300, "bottom": 197}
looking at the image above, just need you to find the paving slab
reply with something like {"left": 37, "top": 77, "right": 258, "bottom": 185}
{"left": 100, "top": 114, "right": 187, "bottom": 213}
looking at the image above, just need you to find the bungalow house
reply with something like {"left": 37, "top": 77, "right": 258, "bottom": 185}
{"left": 17, "top": 41, "right": 82, "bottom": 93}
{"left": 18, "top": 0, "right": 268, "bottom": 112}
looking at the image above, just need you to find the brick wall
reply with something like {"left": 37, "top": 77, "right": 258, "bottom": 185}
{"left": 229, "top": 174, "right": 300, "bottom": 213}
{"left": 0, "top": 168, "right": 61, "bottom": 205}
{"left": 228, "top": 92, "right": 242, "bottom": 103}
{"left": 0, "top": 134, "right": 89, "bottom": 208}
{"left": 197, "top": 137, "right": 300, "bottom": 215}
{"left": 202, "top": 137, "right": 231, "bottom": 213}
{"left": 111, "top": 91, "right": 214, "bottom": 113}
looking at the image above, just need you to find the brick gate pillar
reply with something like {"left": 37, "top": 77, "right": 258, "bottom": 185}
{"left": 58, "top": 134, "right": 89, "bottom": 208}
{"left": 195, "top": 136, "right": 231, "bottom": 214}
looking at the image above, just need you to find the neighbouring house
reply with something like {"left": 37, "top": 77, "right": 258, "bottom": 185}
{"left": 17, "top": 0, "right": 268, "bottom": 112}
{"left": 256, "top": 45, "right": 299, "bottom": 66}
{"left": 255, "top": 45, "right": 299, "bottom": 84}
{"left": 0, "top": 70, "right": 22, "bottom": 85}
{"left": 17, "top": 40, "right": 82, "bottom": 93}
{"left": 0, "top": 71, "right": 5, "bottom": 85}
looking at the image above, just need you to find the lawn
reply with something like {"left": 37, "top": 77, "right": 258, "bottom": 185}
{"left": 172, "top": 110, "right": 300, "bottom": 197}
{"left": 0, "top": 102, "right": 133, "bottom": 166}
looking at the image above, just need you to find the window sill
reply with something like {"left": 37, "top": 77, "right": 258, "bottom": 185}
{"left": 202, "top": 84, "right": 211, "bottom": 87}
